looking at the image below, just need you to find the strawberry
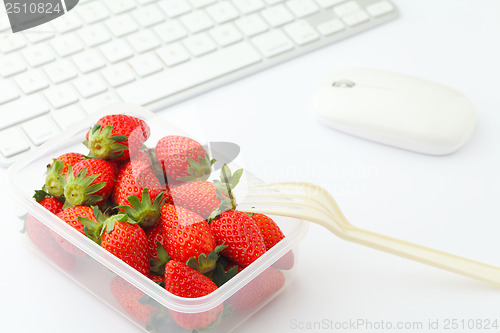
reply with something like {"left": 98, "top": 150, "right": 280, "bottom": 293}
{"left": 161, "top": 204, "right": 216, "bottom": 265}
{"left": 110, "top": 276, "right": 159, "bottom": 324}
{"left": 84, "top": 114, "right": 150, "bottom": 160}
{"left": 43, "top": 153, "right": 85, "bottom": 199}
{"left": 169, "top": 181, "right": 221, "bottom": 220}
{"left": 155, "top": 135, "right": 214, "bottom": 184}
{"left": 33, "top": 190, "right": 63, "bottom": 214}
{"left": 24, "top": 214, "right": 76, "bottom": 271}
{"left": 210, "top": 210, "right": 267, "bottom": 267}
{"left": 228, "top": 266, "right": 285, "bottom": 311}
{"left": 57, "top": 205, "right": 99, "bottom": 235}
{"left": 248, "top": 213, "right": 284, "bottom": 249}
{"left": 146, "top": 221, "right": 166, "bottom": 261}
{"left": 164, "top": 260, "right": 223, "bottom": 330}
{"left": 249, "top": 213, "right": 295, "bottom": 270}
{"left": 56, "top": 152, "right": 85, "bottom": 174}
{"left": 112, "top": 159, "right": 169, "bottom": 227}
{"left": 62, "top": 158, "right": 116, "bottom": 207}
{"left": 80, "top": 213, "right": 150, "bottom": 275}
{"left": 56, "top": 205, "right": 100, "bottom": 256}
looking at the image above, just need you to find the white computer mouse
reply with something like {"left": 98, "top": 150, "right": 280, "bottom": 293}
{"left": 311, "top": 68, "right": 476, "bottom": 155}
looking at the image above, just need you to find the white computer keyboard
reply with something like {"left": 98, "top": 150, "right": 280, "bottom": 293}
{"left": 0, "top": 0, "right": 398, "bottom": 166}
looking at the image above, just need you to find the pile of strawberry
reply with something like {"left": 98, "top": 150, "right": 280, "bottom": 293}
{"left": 31, "top": 113, "right": 293, "bottom": 330}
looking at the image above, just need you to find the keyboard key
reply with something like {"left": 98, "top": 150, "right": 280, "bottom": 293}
{"left": 44, "top": 84, "right": 79, "bottom": 109}
{"left": 209, "top": 23, "right": 243, "bottom": 46}
{"left": 342, "top": 10, "right": 370, "bottom": 26}
{"left": 157, "top": 43, "right": 191, "bottom": 66}
{"left": 366, "top": 1, "right": 395, "bottom": 17}
{"left": 180, "top": 11, "right": 214, "bottom": 33}
{"left": 78, "top": 1, "right": 110, "bottom": 23}
{"left": 14, "top": 70, "right": 49, "bottom": 94}
{"left": 158, "top": 0, "right": 191, "bottom": 17}
{"left": 52, "top": 105, "right": 88, "bottom": 130}
{"left": 81, "top": 92, "right": 121, "bottom": 114}
{"left": 106, "top": 0, "right": 136, "bottom": 14}
{"left": 154, "top": 21, "right": 188, "bottom": 43}
{"left": 50, "top": 35, "right": 84, "bottom": 57}
{"left": 251, "top": 30, "right": 294, "bottom": 57}
{"left": 0, "top": 34, "right": 26, "bottom": 53}
{"left": 0, "top": 81, "right": 20, "bottom": 104}
{"left": 105, "top": 13, "right": 139, "bottom": 37}
{"left": 24, "top": 31, "right": 55, "bottom": 44}
{"left": 334, "top": 1, "right": 361, "bottom": 16}
{"left": 317, "top": 18, "right": 345, "bottom": 35}
{"left": 117, "top": 42, "right": 262, "bottom": 105}
{"left": 129, "top": 54, "right": 163, "bottom": 77}
{"left": 127, "top": 30, "right": 161, "bottom": 53}
{"left": 73, "top": 73, "right": 108, "bottom": 97}
{"left": 43, "top": 60, "right": 78, "bottom": 83}
{"left": 233, "top": 0, "right": 265, "bottom": 14}
{"left": 0, "top": 127, "right": 30, "bottom": 158}
{"left": 72, "top": 50, "right": 106, "bottom": 73}
{"left": 286, "top": 0, "right": 319, "bottom": 18}
{"left": 132, "top": 4, "right": 165, "bottom": 27}
{"left": 189, "top": 0, "right": 216, "bottom": 8}
{"left": 315, "top": 0, "right": 345, "bottom": 8}
{"left": 205, "top": 1, "right": 239, "bottom": 24}
{"left": 21, "top": 44, "right": 55, "bottom": 67}
{"left": 183, "top": 33, "right": 217, "bottom": 57}
{"left": 261, "top": 5, "right": 294, "bottom": 27}
{"left": 100, "top": 40, "right": 134, "bottom": 63}
{"left": 51, "top": 12, "right": 83, "bottom": 33}
{"left": 22, "top": 115, "right": 60, "bottom": 145}
{"left": 0, "top": 95, "right": 50, "bottom": 130}
{"left": 78, "top": 24, "right": 112, "bottom": 47}
{"left": 235, "top": 14, "right": 268, "bottom": 37}
{"left": 283, "top": 20, "right": 320, "bottom": 45}
{"left": 0, "top": 54, "right": 27, "bottom": 77}
{"left": 102, "top": 63, "right": 136, "bottom": 87}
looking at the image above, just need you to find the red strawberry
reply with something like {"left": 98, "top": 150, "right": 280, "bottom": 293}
{"left": 56, "top": 152, "right": 85, "bottom": 174}
{"left": 161, "top": 204, "right": 216, "bottom": 264}
{"left": 25, "top": 214, "right": 76, "bottom": 271}
{"left": 57, "top": 205, "right": 98, "bottom": 235}
{"left": 164, "top": 260, "right": 223, "bottom": 330}
{"left": 56, "top": 205, "right": 100, "bottom": 256}
{"left": 63, "top": 158, "right": 116, "bottom": 207}
{"left": 229, "top": 266, "right": 285, "bottom": 311}
{"left": 155, "top": 135, "right": 214, "bottom": 184}
{"left": 146, "top": 221, "right": 166, "bottom": 261}
{"left": 169, "top": 181, "right": 221, "bottom": 220}
{"left": 110, "top": 276, "right": 159, "bottom": 324}
{"left": 84, "top": 114, "right": 150, "bottom": 160}
{"left": 249, "top": 213, "right": 295, "bottom": 270}
{"left": 112, "top": 159, "right": 169, "bottom": 227}
{"left": 102, "top": 215, "right": 149, "bottom": 275}
{"left": 210, "top": 210, "right": 267, "bottom": 267}
{"left": 34, "top": 190, "right": 63, "bottom": 214}
{"left": 44, "top": 153, "right": 85, "bottom": 199}
{"left": 81, "top": 214, "right": 150, "bottom": 275}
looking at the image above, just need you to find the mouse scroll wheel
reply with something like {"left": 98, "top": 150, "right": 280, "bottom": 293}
{"left": 331, "top": 79, "right": 356, "bottom": 88}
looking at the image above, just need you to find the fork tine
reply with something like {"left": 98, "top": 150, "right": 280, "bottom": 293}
{"left": 247, "top": 182, "right": 353, "bottom": 228}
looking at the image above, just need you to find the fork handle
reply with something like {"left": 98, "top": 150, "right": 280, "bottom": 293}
{"left": 345, "top": 227, "right": 500, "bottom": 285}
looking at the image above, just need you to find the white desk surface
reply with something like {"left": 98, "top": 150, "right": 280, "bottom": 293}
{"left": 2, "top": 0, "right": 500, "bottom": 332}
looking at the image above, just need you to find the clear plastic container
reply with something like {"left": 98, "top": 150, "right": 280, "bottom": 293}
{"left": 7, "top": 104, "right": 309, "bottom": 332}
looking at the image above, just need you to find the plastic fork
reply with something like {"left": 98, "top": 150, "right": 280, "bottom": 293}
{"left": 238, "top": 182, "right": 500, "bottom": 285}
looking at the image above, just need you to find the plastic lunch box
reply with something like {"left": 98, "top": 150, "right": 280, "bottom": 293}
{"left": 7, "top": 104, "right": 309, "bottom": 332}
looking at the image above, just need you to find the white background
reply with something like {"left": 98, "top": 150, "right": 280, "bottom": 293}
{"left": 2, "top": 0, "right": 500, "bottom": 332}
